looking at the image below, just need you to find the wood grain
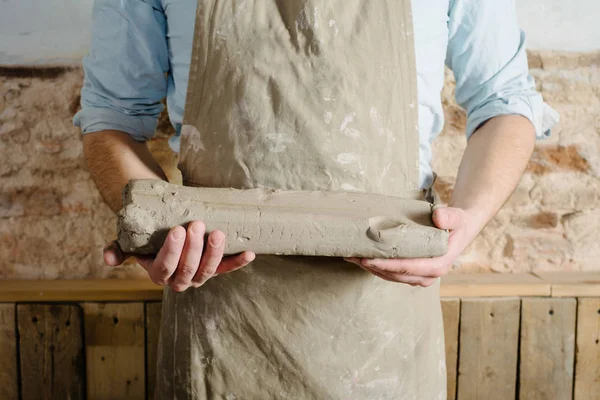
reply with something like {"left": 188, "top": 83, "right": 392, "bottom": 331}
{"left": 441, "top": 299, "right": 460, "bottom": 400}
{"left": 1, "top": 273, "right": 600, "bottom": 302}
{"left": 441, "top": 273, "right": 550, "bottom": 297}
{"left": 0, "top": 279, "right": 163, "bottom": 302}
{"left": 534, "top": 272, "right": 600, "bottom": 297}
{"left": 457, "top": 298, "right": 520, "bottom": 400}
{"left": 17, "top": 304, "right": 85, "bottom": 400}
{"left": 0, "top": 304, "right": 18, "bottom": 400}
{"left": 519, "top": 298, "right": 576, "bottom": 399}
{"left": 84, "top": 303, "right": 145, "bottom": 400}
{"left": 145, "top": 302, "right": 162, "bottom": 400}
{"left": 574, "top": 298, "right": 600, "bottom": 399}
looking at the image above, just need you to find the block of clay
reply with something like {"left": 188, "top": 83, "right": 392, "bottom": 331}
{"left": 117, "top": 180, "right": 449, "bottom": 259}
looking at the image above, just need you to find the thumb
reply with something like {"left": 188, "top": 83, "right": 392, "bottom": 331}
{"left": 103, "top": 241, "right": 126, "bottom": 266}
{"left": 432, "top": 207, "right": 465, "bottom": 230}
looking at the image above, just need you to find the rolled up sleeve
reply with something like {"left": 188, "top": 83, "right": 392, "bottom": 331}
{"left": 445, "top": 0, "right": 559, "bottom": 140}
{"left": 73, "top": 0, "right": 169, "bottom": 141}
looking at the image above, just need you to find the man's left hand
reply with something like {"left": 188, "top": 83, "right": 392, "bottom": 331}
{"left": 345, "top": 207, "right": 479, "bottom": 287}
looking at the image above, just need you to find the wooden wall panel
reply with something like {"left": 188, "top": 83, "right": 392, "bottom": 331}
{"left": 520, "top": 298, "right": 576, "bottom": 399}
{"left": 441, "top": 299, "right": 460, "bottom": 400}
{"left": 0, "top": 304, "right": 18, "bottom": 400}
{"left": 574, "top": 298, "right": 600, "bottom": 399}
{"left": 145, "top": 302, "right": 162, "bottom": 400}
{"left": 84, "top": 302, "right": 145, "bottom": 400}
{"left": 17, "top": 304, "right": 85, "bottom": 400}
{"left": 457, "top": 298, "right": 520, "bottom": 400}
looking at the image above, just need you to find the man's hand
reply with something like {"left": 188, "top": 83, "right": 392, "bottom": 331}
{"left": 346, "top": 115, "right": 537, "bottom": 287}
{"left": 103, "top": 220, "right": 256, "bottom": 292}
{"left": 345, "top": 207, "right": 480, "bottom": 287}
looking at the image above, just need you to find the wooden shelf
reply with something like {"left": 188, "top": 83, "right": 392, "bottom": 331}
{"left": 533, "top": 271, "right": 600, "bottom": 298}
{"left": 0, "top": 279, "right": 163, "bottom": 302}
{"left": 440, "top": 273, "right": 551, "bottom": 298}
{"left": 0, "top": 272, "right": 599, "bottom": 302}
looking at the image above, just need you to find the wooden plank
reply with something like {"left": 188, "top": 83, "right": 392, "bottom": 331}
{"left": 0, "top": 273, "right": 599, "bottom": 303}
{"left": 0, "top": 304, "right": 18, "bottom": 400}
{"left": 574, "top": 298, "right": 600, "bottom": 399}
{"left": 441, "top": 299, "right": 459, "bottom": 400}
{"left": 7, "top": 273, "right": 600, "bottom": 302}
{"left": 84, "top": 303, "right": 145, "bottom": 400}
{"left": 534, "top": 271, "right": 600, "bottom": 283}
{"left": 145, "top": 302, "right": 162, "bottom": 400}
{"left": 519, "top": 298, "right": 576, "bottom": 399}
{"left": 0, "top": 273, "right": 597, "bottom": 303}
{"left": 457, "top": 298, "right": 520, "bottom": 400}
{"left": 441, "top": 273, "right": 550, "bottom": 297}
{"left": 534, "top": 272, "right": 600, "bottom": 297}
{"left": 555, "top": 285, "right": 600, "bottom": 297}
{"left": 0, "top": 279, "right": 163, "bottom": 302}
{"left": 17, "top": 304, "right": 85, "bottom": 400}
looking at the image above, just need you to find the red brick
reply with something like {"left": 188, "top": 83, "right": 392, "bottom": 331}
{"left": 514, "top": 212, "right": 559, "bottom": 229}
{"left": 36, "top": 140, "right": 62, "bottom": 153}
{"left": 527, "top": 144, "right": 589, "bottom": 174}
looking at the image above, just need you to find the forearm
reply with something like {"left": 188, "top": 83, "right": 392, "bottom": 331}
{"left": 83, "top": 131, "right": 167, "bottom": 212}
{"left": 449, "top": 115, "right": 536, "bottom": 232}
{"left": 350, "top": 115, "right": 537, "bottom": 284}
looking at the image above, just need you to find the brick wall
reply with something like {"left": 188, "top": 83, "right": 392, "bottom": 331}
{"left": 0, "top": 50, "right": 598, "bottom": 279}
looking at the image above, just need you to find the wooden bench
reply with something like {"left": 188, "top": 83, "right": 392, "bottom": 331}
{"left": 1, "top": 272, "right": 599, "bottom": 399}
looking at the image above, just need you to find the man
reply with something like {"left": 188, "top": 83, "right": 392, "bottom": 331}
{"left": 75, "top": 0, "right": 556, "bottom": 397}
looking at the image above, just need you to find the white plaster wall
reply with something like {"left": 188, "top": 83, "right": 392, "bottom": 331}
{"left": 1, "top": 0, "right": 599, "bottom": 65}
{"left": 516, "top": 0, "right": 600, "bottom": 52}
{"left": 0, "top": 0, "right": 93, "bottom": 65}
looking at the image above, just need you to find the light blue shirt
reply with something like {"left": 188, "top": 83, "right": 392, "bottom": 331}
{"left": 74, "top": 0, "right": 557, "bottom": 189}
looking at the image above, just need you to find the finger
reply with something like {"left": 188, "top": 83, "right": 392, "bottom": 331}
{"left": 104, "top": 241, "right": 157, "bottom": 273}
{"left": 214, "top": 251, "right": 256, "bottom": 275}
{"left": 361, "top": 257, "right": 446, "bottom": 278}
{"left": 134, "top": 255, "right": 155, "bottom": 272}
{"left": 432, "top": 207, "right": 465, "bottom": 230}
{"left": 360, "top": 263, "right": 438, "bottom": 287}
{"left": 191, "top": 230, "right": 226, "bottom": 286}
{"left": 356, "top": 262, "right": 415, "bottom": 284}
{"left": 149, "top": 226, "right": 186, "bottom": 285}
{"left": 103, "top": 241, "right": 125, "bottom": 266}
{"left": 350, "top": 256, "right": 445, "bottom": 279}
{"left": 170, "top": 221, "right": 206, "bottom": 292}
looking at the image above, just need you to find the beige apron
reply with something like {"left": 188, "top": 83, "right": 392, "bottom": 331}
{"left": 156, "top": 0, "right": 446, "bottom": 398}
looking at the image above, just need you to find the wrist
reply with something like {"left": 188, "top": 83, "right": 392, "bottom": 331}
{"left": 446, "top": 201, "right": 488, "bottom": 237}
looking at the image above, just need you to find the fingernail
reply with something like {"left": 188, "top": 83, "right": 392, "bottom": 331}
{"left": 361, "top": 259, "right": 373, "bottom": 267}
{"left": 172, "top": 228, "right": 184, "bottom": 241}
{"left": 210, "top": 232, "right": 225, "bottom": 247}
{"left": 245, "top": 252, "right": 256, "bottom": 263}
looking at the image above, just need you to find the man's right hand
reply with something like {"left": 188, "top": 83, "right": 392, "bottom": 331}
{"left": 103, "top": 221, "right": 256, "bottom": 292}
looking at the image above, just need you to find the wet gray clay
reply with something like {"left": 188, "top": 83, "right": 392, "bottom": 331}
{"left": 117, "top": 180, "right": 449, "bottom": 258}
